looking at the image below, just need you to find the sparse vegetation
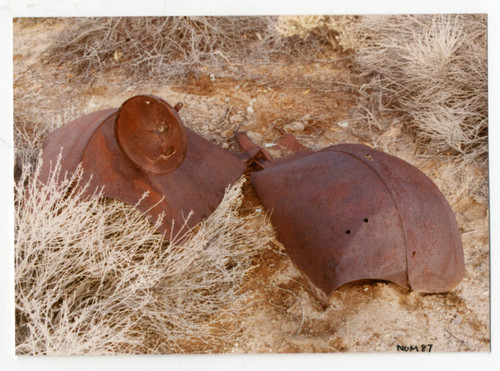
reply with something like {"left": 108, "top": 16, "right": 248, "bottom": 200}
{"left": 48, "top": 16, "right": 315, "bottom": 83}
{"left": 15, "top": 157, "right": 274, "bottom": 354}
{"left": 349, "top": 15, "right": 488, "bottom": 167}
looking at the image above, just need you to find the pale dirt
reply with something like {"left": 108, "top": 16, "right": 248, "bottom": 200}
{"left": 13, "top": 18, "right": 490, "bottom": 354}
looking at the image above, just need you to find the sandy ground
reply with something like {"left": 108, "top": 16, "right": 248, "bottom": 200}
{"left": 13, "top": 18, "right": 490, "bottom": 353}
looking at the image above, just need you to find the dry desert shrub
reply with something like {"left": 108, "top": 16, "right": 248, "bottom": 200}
{"left": 49, "top": 16, "right": 313, "bottom": 83}
{"left": 15, "top": 156, "right": 273, "bottom": 355}
{"left": 349, "top": 14, "right": 488, "bottom": 169}
{"left": 13, "top": 114, "right": 69, "bottom": 180}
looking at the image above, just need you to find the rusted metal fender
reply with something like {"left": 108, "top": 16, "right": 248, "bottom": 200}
{"left": 39, "top": 95, "right": 246, "bottom": 239}
{"left": 237, "top": 133, "right": 464, "bottom": 297}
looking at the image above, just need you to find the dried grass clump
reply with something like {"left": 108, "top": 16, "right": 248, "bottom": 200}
{"left": 15, "top": 156, "right": 273, "bottom": 355}
{"left": 49, "top": 16, "right": 304, "bottom": 83}
{"left": 350, "top": 14, "right": 488, "bottom": 169}
{"left": 13, "top": 115, "right": 67, "bottom": 179}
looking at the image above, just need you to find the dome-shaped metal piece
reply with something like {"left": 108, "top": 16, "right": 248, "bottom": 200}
{"left": 237, "top": 133, "right": 464, "bottom": 297}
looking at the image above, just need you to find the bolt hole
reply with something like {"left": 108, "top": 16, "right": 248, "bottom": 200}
{"left": 411, "top": 251, "right": 416, "bottom": 258}
{"left": 345, "top": 230, "right": 351, "bottom": 235}
{"left": 364, "top": 218, "right": 369, "bottom": 223}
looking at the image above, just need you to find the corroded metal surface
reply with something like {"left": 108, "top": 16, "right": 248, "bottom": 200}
{"left": 239, "top": 134, "right": 464, "bottom": 296}
{"left": 115, "top": 96, "right": 188, "bottom": 174}
{"left": 234, "top": 131, "right": 274, "bottom": 170}
{"left": 39, "top": 95, "right": 246, "bottom": 239}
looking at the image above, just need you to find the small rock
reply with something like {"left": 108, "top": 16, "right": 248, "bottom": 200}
{"left": 337, "top": 121, "right": 349, "bottom": 128}
{"left": 247, "top": 106, "right": 254, "bottom": 115}
{"left": 264, "top": 143, "right": 276, "bottom": 148}
{"left": 267, "top": 148, "right": 281, "bottom": 158}
{"left": 241, "top": 120, "right": 256, "bottom": 131}
{"left": 230, "top": 114, "right": 244, "bottom": 124}
{"left": 284, "top": 121, "right": 305, "bottom": 132}
{"left": 201, "top": 125, "right": 209, "bottom": 131}
{"left": 208, "top": 124, "right": 216, "bottom": 131}
{"left": 221, "top": 129, "right": 233, "bottom": 138}
{"left": 247, "top": 131, "right": 263, "bottom": 143}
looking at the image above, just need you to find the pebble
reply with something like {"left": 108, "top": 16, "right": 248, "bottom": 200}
{"left": 452, "top": 315, "right": 462, "bottom": 325}
{"left": 284, "top": 121, "right": 305, "bottom": 132}
{"left": 247, "top": 131, "right": 263, "bottom": 143}
{"left": 221, "top": 129, "right": 233, "bottom": 138}
{"left": 201, "top": 124, "right": 209, "bottom": 131}
{"left": 230, "top": 114, "right": 244, "bottom": 124}
{"left": 337, "top": 121, "right": 349, "bottom": 128}
{"left": 241, "top": 120, "right": 256, "bottom": 131}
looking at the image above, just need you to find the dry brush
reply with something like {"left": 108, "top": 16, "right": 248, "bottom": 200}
{"left": 15, "top": 155, "right": 274, "bottom": 354}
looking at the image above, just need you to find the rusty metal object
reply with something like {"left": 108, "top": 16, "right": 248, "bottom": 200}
{"left": 39, "top": 95, "right": 246, "bottom": 239}
{"left": 236, "top": 133, "right": 464, "bottom": 297}
{"left": 234, "top": 132, "right": 274, "bottom": 170}
{"left": 115, "top": 96, "right": 187, "bottom": 174}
